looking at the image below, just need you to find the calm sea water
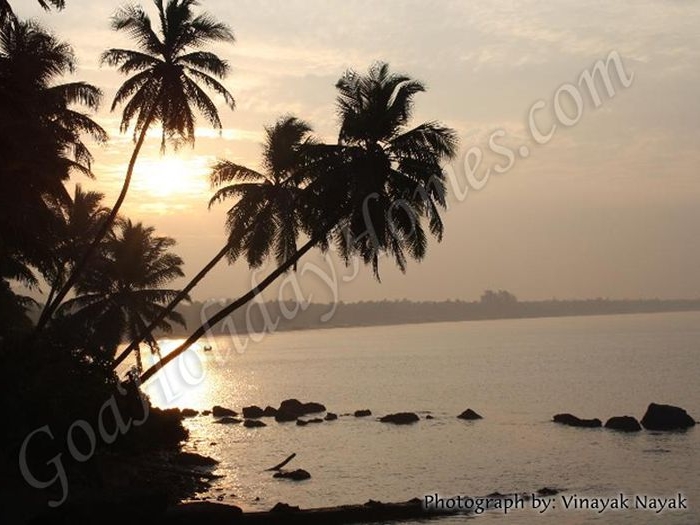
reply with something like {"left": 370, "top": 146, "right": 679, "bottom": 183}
{"left": 140, "top": 311, "right": 700, "bottom": 524}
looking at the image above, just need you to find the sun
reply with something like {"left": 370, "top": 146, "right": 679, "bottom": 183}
{"left": 133, "top": 154, "right": 210, "bottom": 199}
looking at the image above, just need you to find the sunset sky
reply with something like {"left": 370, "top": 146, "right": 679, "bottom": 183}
{"left": 15, "top": 0, "right": 700, "bottom": 304}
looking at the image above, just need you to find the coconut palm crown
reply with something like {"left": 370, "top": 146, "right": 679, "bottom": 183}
{"left": 100, "top": 0, "right": 235, "bottom": 149}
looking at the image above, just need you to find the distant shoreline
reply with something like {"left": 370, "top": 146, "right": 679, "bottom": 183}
{"left": 161, "top": 296, "right": 700, "bottom": 336}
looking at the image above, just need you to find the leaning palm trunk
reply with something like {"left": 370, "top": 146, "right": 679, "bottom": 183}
{"left": 36, "top": 104, "right": 158, "bottom": 332}
{"left": 139, "top": 235, "right": 321, "bottom": 384}
{"left": 113, "top": 241, "right": 231, "bottom": 368}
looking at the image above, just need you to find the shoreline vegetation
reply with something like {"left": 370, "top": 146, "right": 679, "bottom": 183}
{"left": 153, "top": 293, "right": 700, "bottom": 336}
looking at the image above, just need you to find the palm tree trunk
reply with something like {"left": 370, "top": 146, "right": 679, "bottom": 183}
{"left": 42, "top": 274, "right": 62, "bottom": 318}
{"left": 112, "top": 241, "right": 232, "bottom": 369}
{"left": 36, "top": 107, "right": 157, "bottom": 333}
{"left": 138, "top": 236, "right": 319, "bottom": 384}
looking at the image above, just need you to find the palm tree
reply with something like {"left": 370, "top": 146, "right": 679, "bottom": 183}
{"left": 38, "top": 0, "right": 236, "bottom": 331}
{"left": 0, "top": 20, "right": 105, "bottom": 311}
{"left": 138, "top": 63, "right": 458, "bottom": 384}
{"left": 112, "top": 116, "right": 315, "bottom": 368}
{"left": 209, "top": 116, "right": 316, "bottom": 268}
{"left": 329, "top": 62, "right": 458, "bottom": 278}
{"left": 58, "top": 220, "right": 188, "bottom": 371}
{"left": 41, "top": 185, "right": 110, "bottom": 311}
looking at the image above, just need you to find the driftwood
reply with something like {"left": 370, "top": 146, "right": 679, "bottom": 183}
{"left": 265, "top": 453, "right": 296, "bottom": 471}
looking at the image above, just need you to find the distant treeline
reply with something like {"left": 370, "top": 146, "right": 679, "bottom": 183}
{"left": 159, "top": 290, "right": 700, "bottom": 337}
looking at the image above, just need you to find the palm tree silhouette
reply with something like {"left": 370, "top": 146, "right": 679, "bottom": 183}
{"left": 329, "top": 62, "right": 458, "bottom": 278}
{"left": 59, "top": 220, "right": 187, "bottom": 371}
{"left": 38, "top": 0, "right": 235, "bottom": 331}
{"left": 42, "top": 185, "right": 110, "bottom": 311}
{"left": 113, "top": 116, "right": 316, "bottom": 367}
{"left": 0, "top": 20, "right": 105, "bottom": 313}
{"left": 209, "top": 116, "right": 317, "bottom": 267}
{"left": 138, "top": 63, "right": 457, "bottom": 384}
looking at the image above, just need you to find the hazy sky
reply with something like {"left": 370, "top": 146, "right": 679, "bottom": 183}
{"left": 15, "top": 0, "right": 700, "bottom": 303}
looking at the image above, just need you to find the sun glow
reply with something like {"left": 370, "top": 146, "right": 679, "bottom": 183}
{"left": 132, "top": 154, "right": 211, "bottom": 200}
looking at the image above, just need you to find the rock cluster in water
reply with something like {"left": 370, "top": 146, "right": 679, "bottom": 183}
{"left": 553, "top": 403, "right": 695, "bottom": 433}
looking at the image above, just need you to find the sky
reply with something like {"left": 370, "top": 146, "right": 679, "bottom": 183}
{"left": 14, "top": 0, "right": 700, "bottom": 304}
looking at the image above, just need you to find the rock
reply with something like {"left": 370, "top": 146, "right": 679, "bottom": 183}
{"left": 354, "top": 409, "right": 372, "bottom": 417}
{"left": 604, "top": 416, "right": 642, "bottom": 432}
{"left": 302, "top": 402, "right": 326, "bottom": 414}
{"left": 276, "top": 398, "right": 326, "bottom": 421}
{"left": 271, "top": 502, "right": 301, "bottom": 512}
{"left": 279, "top": 399, "right": 305, "bottom": 415}
{"left": 137, "top": 407, "right": 188, "bottom": 448}
{"left": 243, "top": 419, "right": 267, "bottom": 428}
{"left": 201, "top": 410, "right": 211, "bottom": 416}
{"left": 324, "top": 412, "right": 338, "bottom": 421}
{"left": 296, "top": 419, "right": 308, "bottom": 426}
{"left": 212, "top": 405, "right": 237, "bottom": 418}
{"left": 263, "top": 406, "right": 278, "bottom": 417}
{"left": 180, "top": 408, "right": 198, "bottom": 418}
{"left": 174, "top": 452, "right": 219, "bottom": 467}
{"left": 242, "top": 405, "right": 265, "bottom": 419}
{"left": 273, "top": 469, "right": 311, "bottom": 481}
{"left": 640, "top": 403, "right": 696, "bottom": 431}
{"left": 457, "top": 409, "right": 482, "bottom": 420}
{"left": 214, "top": 416, "right": 241, "bottom": 424}
{"left": 275, "top": 411, "right": 298, "bottom": 423}
{"left": 379, "top": 412, "right": 420, "bottom": 425}
{"left": 425, "top": 415, "right": 434, "bottom": 420}
{"left": 537, "top": 487, "right": 561, "bottom": 496}
{"left": 553, "top": 413, "right": 602, "bottom": 428}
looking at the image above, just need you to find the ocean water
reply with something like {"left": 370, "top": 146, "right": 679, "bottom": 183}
{"left": 140, "top": 311, "right": 700, "bottom": 524}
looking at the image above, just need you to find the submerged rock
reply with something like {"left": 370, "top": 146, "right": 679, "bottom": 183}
{"left": 354, "top": 409, "right": 372, "bottom": 417}
{"left": 425, "top": 415, "right": 434, "bottom": 420}
{"left": 273, "top": 469, "right": 311, "bottom": 481}
{"left": 324, "top": 412, "right": 338, "bottom": 421}
{"left": 297, "top": 417, "right": 323, "bottom": 425}
{"left": 640, "top": 403, "right": 696, "bottom": 431}
{"left": 243, "top": 419, "right": 267, "bottom": 428}
{"left": 457, "top": 409, "right": 483, "bottom": 420}
{"left": 605, "top": 416, "right": 642, "bottom": 432}
{"left": 553, "top": 413, "right": 602, "bottom": 428}
{"left": 180, "top": 408, "right": 198, "bottom": 418}
{"left": 212, "top": 405, "right": 237, "bottom": 418}
{"left": 242, "top": 405, "right": 265, "bottom": 419}
{"left": 380, "top": 412, "right": 420, "bottom": 425}
{"left": 537, "top": 487, "right": 561, "bottom": 496}
{"left": 214, "top": 416, "right": 241, "bottom": 425}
